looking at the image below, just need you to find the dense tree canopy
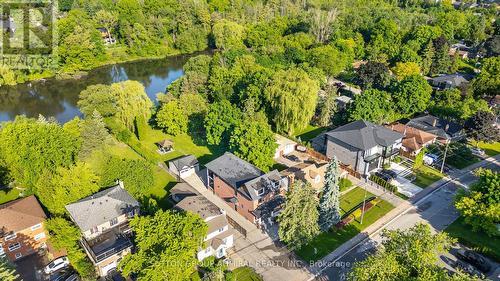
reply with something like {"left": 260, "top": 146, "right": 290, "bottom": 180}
{"left": 156, "top": 100, "right": 188, "bottom": 136}
{"left": 465, "top": 111, "right": 500, "bottom": 142}
{"left": 99, "top": 156, "right": 154, "bottom": 197}
{"left": 348, "top": 89, "right": 395, "bottom": 124}
{"left": 392, "top": 74, "right": 432, "bottom": 117}
{"left": 204, "top": 100, "right": 242, "bottom": 146}
{"left": 120, "top": 210, "right": 207, "bottom": 281}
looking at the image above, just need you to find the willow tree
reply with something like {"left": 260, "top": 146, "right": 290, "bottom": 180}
{"left": 264, "top": 68, "right": 319, "bottom": 135}
{"left": 318, "top": 156, "right": 341, "bottom": 231}
{"left": 111, "top": 80, "right": 153, "bottom": 131}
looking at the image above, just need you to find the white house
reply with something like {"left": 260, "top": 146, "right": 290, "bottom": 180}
{"left": 174, "top": 195, "right": 233, "bottom": 261}
{"left": 274, "top": 134, "right": 296, "bottom": 159}
{"left": 169, "top": 155, "right": 199, "bottom": 179}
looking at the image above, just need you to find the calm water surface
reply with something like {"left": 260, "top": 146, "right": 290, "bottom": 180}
{"left": 0, "top": 55, "right": 191, "bottom": 123}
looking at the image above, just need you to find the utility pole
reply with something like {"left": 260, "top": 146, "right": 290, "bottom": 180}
{"left": 360, "top": 185, "right": 368, "bottom": 224}
{"left": 440, "top": 141, "right": 449, "bottom": 174}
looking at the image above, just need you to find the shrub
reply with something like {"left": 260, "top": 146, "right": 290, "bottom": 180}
{"left": 134, "top": 116, "right": 148, "bottom": 141}
{"left": 339, "top": 178, "right": 353, "bottom": 192}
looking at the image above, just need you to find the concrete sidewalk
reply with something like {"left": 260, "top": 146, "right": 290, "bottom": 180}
{"left": 183, "top": 172, "right": 314, "bottom": 281}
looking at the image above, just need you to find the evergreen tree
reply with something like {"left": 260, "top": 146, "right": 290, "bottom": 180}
{"left": 318, "top": 157, "right": 341, "bottom": 231}
{"left": 278, "top": 181, "right": 320, "bottom": 249}
{"left": 421, "top": 41, "right": 434, "bottom": 76}
{"left": 0, "top": 258, "right": 19, "bottom": 281}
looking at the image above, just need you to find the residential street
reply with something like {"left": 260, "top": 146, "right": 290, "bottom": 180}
{"left": 313, "top": 157, "right": 500, "bottom": 281}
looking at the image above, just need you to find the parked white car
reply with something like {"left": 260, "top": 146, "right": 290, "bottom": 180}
{"left": 423, "top": 153, "right": 439, "bottom": 165}
{"left": 470, "top": 148, "right": 485, "bottom": 156}
{"left": 44, "top": 256, "right": 70, "bottom": 274}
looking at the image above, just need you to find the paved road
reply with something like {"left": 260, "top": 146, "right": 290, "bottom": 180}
{"left": 314, "top": 160, "right": 500, "bottom": 281}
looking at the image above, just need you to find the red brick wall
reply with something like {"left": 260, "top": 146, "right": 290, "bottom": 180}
{"left": 236, "top": 193, "right": 257, "bottom": 223}
{"left": 213, "top": 176, "right": 237, "bottom": 209}
{"left": 1, "top": 224, "right": 47, "bottom": 262}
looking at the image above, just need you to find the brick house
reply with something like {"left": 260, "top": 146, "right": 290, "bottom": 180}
{"left": 0, "top": 195, "right": 48, "bottom": 261}
{"left": 205, "top": 152, "right": 288, "bottom": 227}
{"left": 65, "top": 181, "right": 140, "bottom": 277}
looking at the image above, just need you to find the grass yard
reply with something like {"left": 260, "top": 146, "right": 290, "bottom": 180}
{"left": 447, "top": 154, "right": 480, "bottom": 169}
{"left": 413, "top": 165, "right": 444, "bottom": 188}
{"left": 445, "top": 217, "right": 500, "bottom": 262}
{"left": 293, "top": 125, "right": 326, "bottom": 143}
{"left": 231, "top": 267, "right": 263, "bottom": 281}
{"left": 0, "top": 188, "right": 22, "bottom": 205}
{"left": 136, "top": 125, "right": 226, "bottom": 166}
{"left": 472, "top": 141, "right": 500, "bottom": 157}
{"left": 296, "top": 187, "right": 394, "bottom": 262}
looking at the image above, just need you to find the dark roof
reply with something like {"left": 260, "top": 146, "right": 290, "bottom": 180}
{"left": 170, "top": 182, "right": 199, "bottom": 203}
{"left": 0, "top": 196, "right": 46, "bottom": 234}
{"left": 156, "top": 139, "right": 173, "bottom": 147}
{"left": 406, "top": 115, "right": 463, "bottom": 139}
{"left": 65, "top": 183, "right": 139, "bottom": 232}
{"left": 170, "top": 155, "right": 198, "bottom": 170}
{"left": 429, "top": 74, "right": 472, "bottom": 88}
{"left": 253, "top": 195, "right": 285, "bottom": 219}
{"left": 240, "top": 170, "right": 282, "bottom": 201}
{"left": 326, "top": 120, "right": 403, "bottom": 151}
{"left": 205, "top": 152, "right": 263, "bottom": 188}
{"left": 175, "top": 195, "right": 221, "bottom": 220}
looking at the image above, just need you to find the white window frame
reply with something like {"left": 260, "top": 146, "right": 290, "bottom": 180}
{"left": 110, "top": 217, "right": 118, "bottom": 226}
{"left": 14, "top": 252, "right": 22, "bottom": 259}
{"left": 31, "top": 223, "right": 42, "bottom": 231}
{"left": 34, "top": 232, "right": 46, "bottom": 241}
{"left": 8, "top": 242, "right": 21, "bottom": 252}
{"left": 4, "top": 233, "right": 16, "bottom": 241}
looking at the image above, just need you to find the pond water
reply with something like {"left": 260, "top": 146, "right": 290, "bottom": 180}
{"left": 0, "top": 54, "right": 191, "bottom": 123}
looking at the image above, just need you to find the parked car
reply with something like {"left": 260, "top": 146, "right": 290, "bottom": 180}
{"left": 456, "top": 249, "right": 491, "bottom": 273}
{"left": 64, "top": 273, "right": 80, "bottom": 281}
{"left": 470, "top": 148, "right": 485, "bottom": 156}
{"left": 454, "top": 260, "right": 481, "bottom": 277}
{"left": 423, "top": 153, "right": 439, "bottom": 165}
{"left": 44, "top": 257, "right": 70, "bottom": 274}
{"left": 381, "top": 170, "right": 397, "bottom": 179}
{"left": 286, "top": 155, "right": 300, "bottom": 162}
{"left": 374, "top": 171, "right": 392, "bottom": 182}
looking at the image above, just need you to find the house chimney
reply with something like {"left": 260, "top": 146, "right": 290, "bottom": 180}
{"left": 116, "top": 179, "right": 125, "bottom": 189}
{"left": 432, "top": 118, "right": 437, "bottom": 127}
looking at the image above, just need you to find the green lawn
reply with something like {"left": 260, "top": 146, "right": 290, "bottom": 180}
{"left": 445, "top": 217, "right": 500, "bottom": 262}
{"left": 0, "top": 188, "right": 22, "bottom": 205}
{"left": 231, "top": 267, "right": 263, "bottom": 281}
{"left": 296, "top": 187, "right": 395, "bottom": 262}
{"left": 293, "top": 125, "right": 326, "bottom": 143}
{"left": 413, "top": 165, "right": 444, "bottom": 188}
{"left": 472, "top": 141, "right": 500, "bottom": 157}
{"left": 447, "top": 154, "right": 480, "bottom": 169}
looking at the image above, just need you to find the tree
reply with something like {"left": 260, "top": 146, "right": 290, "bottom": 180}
{"left": 413, "top": 147, "right": 427, "bottom": 170}
{"left": 392, "top": 74, "right": 432, "bottom": 117}
{"left": 95, "top": 10, "right": 118, "bottom": 40}
{"left": 318, "top": 157, "right": 341, "bottom": 231}
{"left": 348, "top": 224, "right": 471, "bottom": 281}
{"left": 455, "top": 169, "right": 500, "bottom": 236}
{"left": 392, "top": 62, "right": 421, "bottom": 81}
{"left": 111, "top": 81, "right": 153, "bottom": 131}
{"left": 356, "top": 61, "right": 392, "bottom": 90}
{"left": 78, "top": 84, "right": 118, "bottom": 117}
{"left": 0, "top": 65, "right": 16, "bottom": 86}
{"left": 316, "top": 93, "right": 336, "bottom": 127}
{"left": 465, "top": 111, "right": 500, "bottom": 143}
{"left": 36, "top": 162, "right": 100, "bottom": 215}
{"left": 212, "top": 19, "right": 246, "bottom": 50}
{"left": 430, "top": 36, "right": 451, "bottom": 76}
{"left": 79, "top": 111, "right": 110, "bottom": 159}
{"left": 278, "top": 181, "right": 320, "bottom": 250}
{"left": 471, "top": 57, "right": 500, "bottom": 97}
{"left": 99, "top": 157, "right": 154, "bottom": 197}
{"left": 45, "top": 218, "right": 96, "bottom": 279}
{"left": 0, "top": 258, "right": 19, "bottom": 281}
{"left": 348, "top": 89, "right": 396, "bottom": 124}
{"left": 119, "top": 210, "right": 207, "bottom": 281}
{"left": 308, "top": 45, "right": 351, "bottom": 77}
{"left": 430, "top": 89, "right": 490, "bottom": 121}
{"left": 156, "top": 100, "right": 188, "bottom": 136}
{"left": 204, "top": 100, "right": 242, "bottom": 146}
{"left": 264, "top": 68, "right": 319, "bottom": 135}
{"left": 229, "top": 117, "right": 277, "bottom": 171}
{"left": 309, "top": 8, "right": 338, "bottom": 43}
{"left": 0, "top": 116, "right": 78, "bottom": 190}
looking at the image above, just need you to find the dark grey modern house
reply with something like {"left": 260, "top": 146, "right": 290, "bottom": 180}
{"left": 323, "top": 120, "right": 403, "bottom": 176}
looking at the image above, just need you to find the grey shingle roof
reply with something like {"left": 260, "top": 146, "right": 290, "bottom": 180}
{"left": 406, "top": 115, "right": 463, "bottom": 139}
{"left": 65, "top": 183, "right": 139, "bottom": 232}
{"left": 326, "top": 120, "right": 403, "bottom": 151}
{"left": 170, "top": 155, "right": 198, "bottom": 170}
{"left": 240, "top": 170, "right": 282, "bottom": 201}
{"left": 175, "top": 195, "right": 221, "bottom": 220}
{"left": 430, "top": 74, "right": 472, "bottom": 88}
{"left": 205, "top": 152, "right": 263, "bottom": 188}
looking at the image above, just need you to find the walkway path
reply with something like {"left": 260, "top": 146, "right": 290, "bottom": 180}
{"left": 183, "top": 172, "right": 314, "bottom": 281}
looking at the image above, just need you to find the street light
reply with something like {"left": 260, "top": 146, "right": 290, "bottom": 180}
{"left": 360, "top": 185, "right": 368, "bottom": 225}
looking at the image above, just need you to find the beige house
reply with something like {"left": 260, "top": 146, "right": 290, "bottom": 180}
{"left": 281, "top": 162, "right": 328, "bottom": 192}
{"left": 65, "top": 181, "right": 139, "bottom": 277}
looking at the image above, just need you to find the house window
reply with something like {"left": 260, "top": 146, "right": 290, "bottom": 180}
{"left": 218, "top": 227, "right": 224, "bottom": 233}
{"left": 205, "top": 248, "right": 210, "bottom": 254}
{"left": 110, "top": 217, "right": 118, "bottom": 226}
{"left": 257, "top": 188, "right": 265, "bottom": 196}
{"left": 31, "top": 223, "right": 42, "bottom": 231}
{"left": 4, "top": 233, "right": 16, "bottom": 241}
{"left": 90, "top": 226, "right": 98, "bottom": 234}
{"left": 8, "top": 243, "right": 21, "bottom": 252}
{"left": 14, "top": 253, "right": 22, "bottom": 259}
{"left": 34, "top": 233, "right": 46, "bottom": 241}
